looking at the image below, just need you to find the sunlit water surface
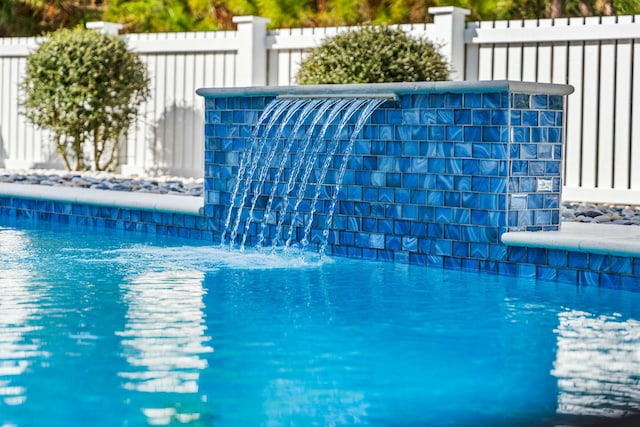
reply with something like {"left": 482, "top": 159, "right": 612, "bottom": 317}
{"left": 1, "top": 219, "right": 640, "bottom": 427}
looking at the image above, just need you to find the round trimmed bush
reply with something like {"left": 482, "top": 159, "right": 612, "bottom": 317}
{"left": 21, "top": 28, "right": 150, "bottom": 171}
{"left": 295, "top": 25, "right": 450, "bottom": 85}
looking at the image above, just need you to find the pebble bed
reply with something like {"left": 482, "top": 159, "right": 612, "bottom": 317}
{"left": 0, "top": 169, "right": 203, "bottom": 197}
{"left": 1, "top": 169, "right": 639, "bottom": 225}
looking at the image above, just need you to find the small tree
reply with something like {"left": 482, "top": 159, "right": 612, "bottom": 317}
{"left": 295, "top": 25, "right": 450, "bottom": 85}
{"left": 21, "top": 27, "right": 150, "bottom": 171}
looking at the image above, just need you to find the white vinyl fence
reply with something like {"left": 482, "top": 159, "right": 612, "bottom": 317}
{"left": 1, "top": 8, "right": 640, "bottom": 204}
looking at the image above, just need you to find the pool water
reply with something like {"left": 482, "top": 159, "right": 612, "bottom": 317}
{"left": 1, "top": 219, "right": 640, "bottom": 427}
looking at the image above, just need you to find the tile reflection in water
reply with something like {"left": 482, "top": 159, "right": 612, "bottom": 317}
{"left": 553, "top": 309, "right": 640, "bottom": 417}
{"left": 117, "top": 269, "right": 214, "bottom": 425}
{"left": 0, "top": 229, "right": 48, "bottom": 407}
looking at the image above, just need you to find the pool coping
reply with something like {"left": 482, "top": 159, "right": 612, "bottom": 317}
{"left": 196, "top": 80, "right": 575, "bottom": 98}
{"left": 502, "top": 221, "right": 640, "bottom": 257}
{"left": 0, "top": 182, "right": 203, "bottom": 215}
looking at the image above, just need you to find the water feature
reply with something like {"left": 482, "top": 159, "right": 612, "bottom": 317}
{"left": 219, "top": 95, "right": 388, "bottom": 256}
{"left": 198, "top": 82, "right": 575, "bottom": 278}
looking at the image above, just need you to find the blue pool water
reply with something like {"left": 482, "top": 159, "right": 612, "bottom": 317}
{"left": 1, "top": 219, "right": 640, "bottom": 427}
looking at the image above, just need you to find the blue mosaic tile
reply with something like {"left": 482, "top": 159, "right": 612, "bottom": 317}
{"left": 522, "top": 111, "right": 539, "bottom": 127}
{"left": 461, "top": 258, "right": 480, "bottom": 271}
{"left": 464, "top": 93, "right": 482, "bottom": 108}
{"left": 462, "top": 159, "right": 480, "bottom": 175}
{"left": 579, "top": 270, "right": 600, "bottom": 286}
{"left": 464, "top": 127, "right": 482, "bottom": 142}
{"left": 610, "top": 256, "right": 633, "bottom": 274}
{"left": 537, "top": 266, "right": 558, "bottom": 281}
{"left": 470, "top": 243, "right": 488, "bottom": 259}
{"left": 513, "top": 94, "right": 530, "bottom": 109}
{"left": 568, "top": 252, "right": 589, "bottom": 269}
{"left": 482, "top": 126, "right": 502, "bottom": 142}
{"left": 452, "top": 241, "right": 469, "bottom": 257}
{"left": 427, "top": 255, "right": 443, "bottom": 267}
{"left": 531, "top": 128, "right": 549, "bottom": 143}
{"left": 518, "top": 263, "right": 537, "bottom": 278}
{"left": 548, "top": 128, "right": 562, "bottom": 143}
{"left": 428, "top": 125, "right": 445, "bottom": 141}
{"left": 472, "top": 143, "right": 490, "bottom": 159}
{"left": 491, "top": 110, "right": 508, "bottom": 125}
{"left": 532, "top": 95, "right": 548, "bottom": 109}
{"left": 429, "top": 93, "right": 445, "bottom": 108}
{"left": 600, "top": 273, "right": 622, "bottom": 289}
{"left": 489, "top": 244, "right": 507, "bottom": 261}
{"left": 446, "top": 126, "right": 464, "bottom": 141}
{"left": 403, "top": 109, "right": 420, "bottom": 125}
{"left": 472, "top": 110, "right": 491, "bottom": 125}
{"left": 437, "top": 109, "right": 454, "bottom": 125}
{"left": 454, "top": 109, "right": 471, "bottom": 124}
{"left": 482, "top": 93, "right": 501, "bottom": 108}
{"left": 421, "top": 109, "right": 437, "bottom": 124}
{"left": 471, "top": 176, "right": 490, "bottom": 192}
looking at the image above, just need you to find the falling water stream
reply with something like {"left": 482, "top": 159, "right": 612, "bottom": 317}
{"left": 220, "top": 96, "right": 386, "bottom": 257}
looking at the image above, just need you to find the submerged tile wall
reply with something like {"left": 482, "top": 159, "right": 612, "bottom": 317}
{"left": 1, "top": 192, "right": 638, "bottom": 289}
{"left": 202, "top": 83, "right": 567, "bottom": 270}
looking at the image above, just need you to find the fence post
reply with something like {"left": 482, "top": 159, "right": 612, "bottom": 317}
{"left": 428, "top": 7, "right": 470, "bottom": 81}
{"left": 232, "top": 16, "right": 271, "bottom": 87}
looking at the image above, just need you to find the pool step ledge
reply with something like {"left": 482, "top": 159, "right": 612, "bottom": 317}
{"left": 502, "top": 222, "right": 640, "bottom": 257}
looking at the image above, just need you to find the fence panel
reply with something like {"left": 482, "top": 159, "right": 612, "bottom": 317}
{"left": 0, "top": 30, "right": 240, "bottom": 178}
{"left": 121, "top": 31, "right": 239, "bottom": 177}
{"left": 0, "top": 37, "right": 59, "bottom": 170}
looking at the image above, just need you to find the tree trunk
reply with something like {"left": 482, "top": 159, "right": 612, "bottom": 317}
{"left": 549, "top": 0, "right": 562, "bottom": 18}
{"left": 596, "top": 0, "right": 614, "bottom": 15}
{"left": 55, "top": 133, "right": 72, "bottom": 171}
{"left": 579, "top": 0, "right": 593, "bottom": 16}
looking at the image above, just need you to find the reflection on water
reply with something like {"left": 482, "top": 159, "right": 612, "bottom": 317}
{"left": 553, "top": 309, "right": 640, "bottom": 418}
{"left": 0, "top": 229, "right": 48, "bottom": 408}
{"left": 117, "top": 269, "right": 214, "bottom": 425}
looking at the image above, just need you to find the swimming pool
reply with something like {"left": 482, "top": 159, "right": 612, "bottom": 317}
{"left": 1, "top": 218, "right": 639, "bottom": 427}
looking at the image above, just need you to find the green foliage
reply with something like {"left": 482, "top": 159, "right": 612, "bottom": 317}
{"left": 21, "top": 28, "right": 150, "bottom": 171}
{"left": 1, "top": 0, "right": 102, "bottom": 36}
{"left": 295, "top": 25, "right": 450, "bottom": 85}
{"left": 4, "top": 0, "right": 640, "bottom": 35}
{"left": 104, "top": 0, "right": 220, "bottom": 32}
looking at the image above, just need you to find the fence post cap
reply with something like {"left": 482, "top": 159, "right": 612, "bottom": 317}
{"left": 232, "top": 16, "right": 271, "bottom": 25}
{"left": 86, "top": 21, "right": 124, "bottom": 35}
{"left": 428, "top": 6, "right": 471, "bottom": 16}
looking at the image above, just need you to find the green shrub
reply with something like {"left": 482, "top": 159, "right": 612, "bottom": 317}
{"left": 21, "top": 28, "right": 150, "bottom": 171}
{"left": 295, "top": 25, "right": 450, "bottom": 85}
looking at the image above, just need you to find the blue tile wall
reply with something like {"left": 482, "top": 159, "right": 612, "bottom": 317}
{"left": 203, "top": 89, "right": 565, "bottom": 268}
{"left": 0, "top": 197, "right": 211, "bottom": 240}
{"left": 2, "top": 192, "right": 637, "bottom": 287}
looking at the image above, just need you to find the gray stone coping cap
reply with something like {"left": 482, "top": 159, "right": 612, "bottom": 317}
{"left": 197, "top": 80, "right": 574, "bottom": 98}
{"left": 502, "top": 222, "right": 640, "bottom": 257}
{"left": 0, "top": 183, "right": 203, "bottom": 215}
